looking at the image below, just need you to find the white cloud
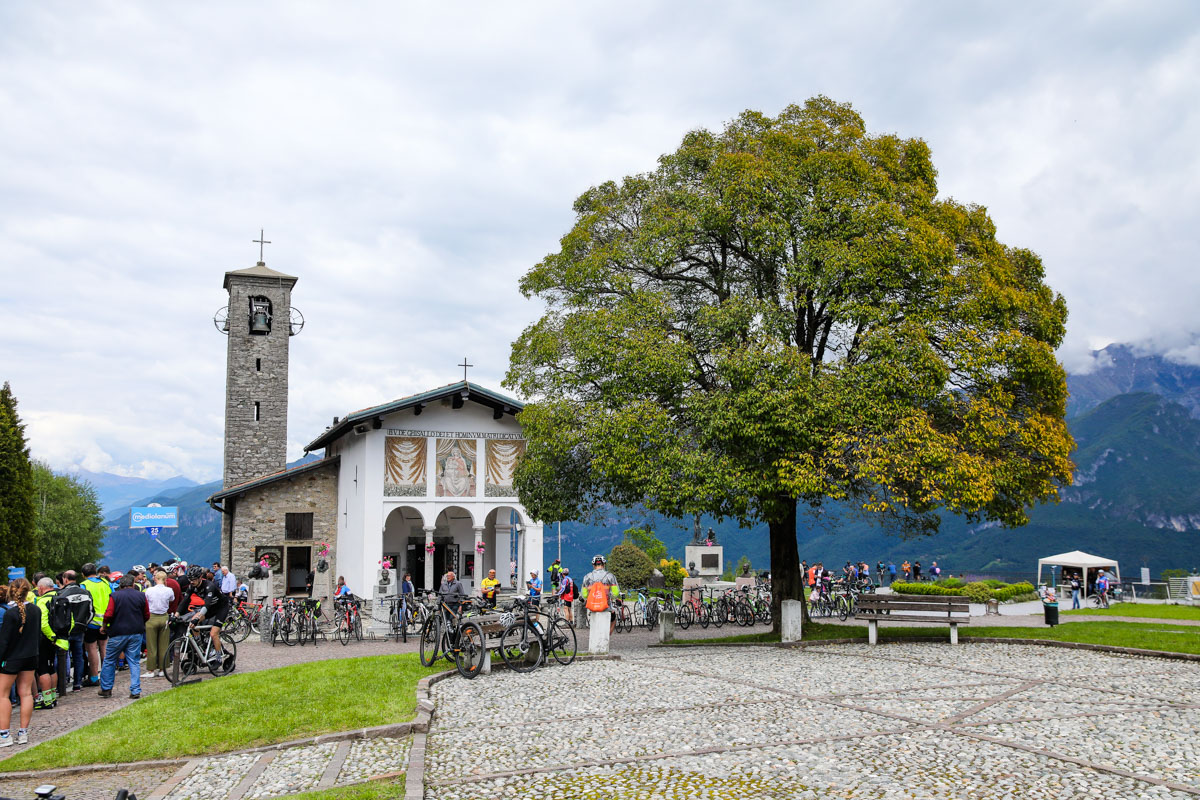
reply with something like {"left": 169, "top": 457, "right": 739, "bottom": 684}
{"left": 2, "top": 0, "right": 1198, "bottom": 479}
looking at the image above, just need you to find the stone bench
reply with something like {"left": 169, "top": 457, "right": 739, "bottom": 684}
{"left": 854, "top": 594, "right": 970, "bottom": 644}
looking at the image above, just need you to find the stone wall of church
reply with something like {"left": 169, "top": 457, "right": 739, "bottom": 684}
{"left": 229, "top": 462, "right": 339, "bottom": 598}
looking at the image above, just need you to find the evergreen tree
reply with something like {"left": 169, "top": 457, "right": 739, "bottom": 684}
{"left": 0, "top": 382, "right": 37, "bottom": 572}
{"left": 32, "top": 461, "right": 105, "bottom": 573}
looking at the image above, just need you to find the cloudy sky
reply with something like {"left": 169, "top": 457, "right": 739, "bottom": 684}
{"left": 2, "top": 1, "right": 1198, "bottom": 482}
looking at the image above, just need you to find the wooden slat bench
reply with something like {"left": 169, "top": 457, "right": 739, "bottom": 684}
{"left": 854, "top": 594, "right": 971, "bottom": 645}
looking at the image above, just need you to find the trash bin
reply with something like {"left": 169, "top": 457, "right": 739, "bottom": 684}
{"left": 1043, "top": 601, "right": 1059, "bottom": 627}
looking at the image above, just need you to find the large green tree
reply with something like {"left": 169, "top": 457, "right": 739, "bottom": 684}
{"left": 505, "top": 97, "right": 1073, "bottom": 630}
{"left": 32, "top": 461, "right": 105, "bottom": 574}
{"left": 0, "top": 382, "right": 37, "bottom": 572}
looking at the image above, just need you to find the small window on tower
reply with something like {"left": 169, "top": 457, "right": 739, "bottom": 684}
{"left": 256, "top": 358, "right": 261, "bottom": 372}
{"left": 254, "top": 402, "right": 260, "bottom": 421}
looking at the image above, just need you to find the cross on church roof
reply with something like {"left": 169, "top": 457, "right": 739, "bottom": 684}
{"left": 458, "top": 357, "right": 473, "bottom": 381}
{"left": 253, "top": 229, "right": 271, "bottom": 264}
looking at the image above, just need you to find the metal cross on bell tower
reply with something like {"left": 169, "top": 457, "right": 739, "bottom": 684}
{"left": 252, "top": 229, "right": 271, "bottom": 265}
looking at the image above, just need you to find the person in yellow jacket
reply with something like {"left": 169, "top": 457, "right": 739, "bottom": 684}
{"left": 80, "top": 563, "right": 111, "bottom": 687}
{"left": 33, "top": 579, "right": 69, "bottom": 710}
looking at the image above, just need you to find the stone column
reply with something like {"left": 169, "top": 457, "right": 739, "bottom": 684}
{"left": 781, "top": 599, "right": 803, "bottom": 643}
{"left": 588, "top": 611, "right": 611, "bottom": 654}
{"left": 657, "top": 608, "right": 675, "bottom": 643}
{"left": 423, "top": 525, "right": 435, "bottom": 591}
{"left": 258, "top": 569, "right": 274, "bottom": 643}
{"left": 472, "top": 526, "right": 484, "bottom": 588}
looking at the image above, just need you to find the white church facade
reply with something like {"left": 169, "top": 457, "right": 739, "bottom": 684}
{"left": 308, "top": 382, "right": 541, "bottom": 594}
{"left": 208, "top": 258, "right": 543, "bottom": 602}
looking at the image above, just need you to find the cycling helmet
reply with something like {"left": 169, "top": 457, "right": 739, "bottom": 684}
{"left": 592, "top": 554, "right": 606, "bottom": 565}
{"left": 109, "top": 571, "right": 124, "bottom": 581}
{"left": 185, "top": 565, "right": 206, "bottom": 582}
{"left": 131, "top": 564, "right": 146, "bottom": 574}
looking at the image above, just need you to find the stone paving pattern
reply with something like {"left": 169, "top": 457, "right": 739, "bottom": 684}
{"left": 427, "top": 642, "right": 1200, "bottom": 799}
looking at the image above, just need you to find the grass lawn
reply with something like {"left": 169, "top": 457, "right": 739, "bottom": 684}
{"left": 0, "top": 653, "right": 444, "bottom": 773}
{"left": 1062, "top": 603, "right": 1200, "bottom": 621}
{"left": 289, "top": 776, "right": 406, "bottom": 799}
{"left": 672, "top": 620, "right": 1200, "bottom": 655}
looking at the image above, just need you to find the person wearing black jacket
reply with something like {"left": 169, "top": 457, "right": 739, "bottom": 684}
{"left": 180, "top": 566, "right": 230, "bottom": 667}
{"left": 0, "top": 579, "right": 40, "bottom": 747}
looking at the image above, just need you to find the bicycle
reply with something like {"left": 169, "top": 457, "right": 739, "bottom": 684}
{"left": 295, "top": 598, "right": 324, "bottom": 645}
{"left": 269, "top": 598, "right": 297, "bottom": 646}
{"left": 496, "top": 596, "right": 576, "bottom": 672}
{"left": 165, "top": 614, "right": 237, "bottom": 684}
{"left": 334, "top": 597, "right": 363, "bottom": 645}
{"left": 418, "top": 596, "right": 487, "bottom": 679}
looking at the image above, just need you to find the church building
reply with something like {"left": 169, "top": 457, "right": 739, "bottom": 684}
{"left": 207, "top": 257, "right": 542, "bottom": 603}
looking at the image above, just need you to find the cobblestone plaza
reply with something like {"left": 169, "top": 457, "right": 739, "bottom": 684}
{"left": 427, "top": 643, "right": 1200, "bottom": 799}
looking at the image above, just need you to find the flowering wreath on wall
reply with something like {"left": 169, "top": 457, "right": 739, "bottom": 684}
{"left": 425, "top": 542, "right": 436, "bottom": 554}
{"left": 316, "top": 541, "right": 330, "bottom": 557}
{"left": 378, "top": 557, "right": 393, "bottom": 570}
{"left": 475, "top": 541, "right": 486, "bottom": 554}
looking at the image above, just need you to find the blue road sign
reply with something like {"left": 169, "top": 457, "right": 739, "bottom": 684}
{"left": 130, "top": 507, "right": 178, "bottom": 528}
{"left": 147, "top": 526, "right": 161, "bottom": 538}
{"left": 7, "top": 567, "right": 26, "bottom": 581}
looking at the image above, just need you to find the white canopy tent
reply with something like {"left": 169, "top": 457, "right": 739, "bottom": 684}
{"left": 1036, "top": 550, "right": 1120, "bottom": 596}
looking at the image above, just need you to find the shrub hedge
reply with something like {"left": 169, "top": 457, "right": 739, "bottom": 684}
{"left": 891, "top": 580, "right": 1035, "bottom": 603}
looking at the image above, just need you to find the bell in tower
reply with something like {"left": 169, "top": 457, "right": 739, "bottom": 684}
{"left": 249, "top": 297, "right": 273, "bottom": 335}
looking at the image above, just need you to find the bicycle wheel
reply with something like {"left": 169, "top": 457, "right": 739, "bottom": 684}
{"left": 249, "top": 607, "right": 262, "bottom": 636}
{"left": 354, "top": 610, "right": 363, "bottom": 641}
{"left": 228, "top": 614, "right": 251, "bottom": 643}
{"left": 498, "top": 622, "right": 541, "bottom": 673}
{"left": 407, "top": 604, "right": 428, "bottom": 637}
{"left": 677, "top": 603, "right": 693, "bottom": 630}
{"left": 281, "top": 612, "right": 297, "bottom": 646}
{"left": 338, "top": 614, "right": 351, "bottom": 645}
{"left": 621, "top": 606, "right": 633, "bottom": 632}
{"left": 419, "top": 615, "right": 441, "bottom": 667}
{"left": 1089, "top": 594, "right": 1101, "bottom": 608}
{"left": 838, "top": 596, "right": 850, "bottom": 621}
{"left": 454, "top": 621, "right": 486, "bottom": 679}
{"left": 165, "top": 637, "right": 195, "bottom": 685}
{"left": 735, "top": 601, "right": 754, "bottom": 627}
{"left": 634, "top": 601, "right": 646, "bottom": 628}
{"left": 209, "top": 632, "right": 238, "bottom": 676}
{"left": 645, "top": 600, "right": 659, "bottom": 629}
{"left": 548, "top": 618, "right": 577, "bottom": 666}
{"left": 710, "top": 600, "right": 726, "bottom": 628}
{"left": 698, "top": 604, "right": 710, "bottom": 629}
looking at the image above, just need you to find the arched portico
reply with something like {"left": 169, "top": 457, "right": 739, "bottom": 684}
{"left": 377, "top": 501, "right": 541, "bottom": 593}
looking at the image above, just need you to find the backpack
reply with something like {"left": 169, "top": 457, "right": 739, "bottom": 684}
{"left": 57, "top": 584, "right": 94, "bottom": 631}
{"left": 47, "top": 591, "right": 76, "bottom": 638}
{"left": 585, "top": 581, "right": 610, "bottom": 612}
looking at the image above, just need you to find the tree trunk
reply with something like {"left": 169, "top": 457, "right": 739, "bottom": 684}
{"left": 769, "top": 499, "right": 803, "bottom": 637}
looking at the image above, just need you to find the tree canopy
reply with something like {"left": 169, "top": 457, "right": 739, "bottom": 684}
{"left": 32, "top": 461, "right": 105, "bottom": 574}
{"left": 0, "top": 382, "right": 37, "bottom": 572}
{"left": 506, "top": 97, "right": 1073, "bottom": 627}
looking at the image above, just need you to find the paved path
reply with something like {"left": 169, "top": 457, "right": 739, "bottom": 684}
{"left": 0, "top": 635, "right": 419, "bottom": 800}
{"left": 426, "top": 642, "right": 1200, "bottom": 798}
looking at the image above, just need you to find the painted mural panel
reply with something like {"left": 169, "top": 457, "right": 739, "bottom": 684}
{"left": 485, "top": 439, "right": 525, "bottom": 497}
{"left": 384, "top": 436, "right": 427, "bottom": 497}
{"left": 436, "top": 437, "right": 477, "bottom": 497}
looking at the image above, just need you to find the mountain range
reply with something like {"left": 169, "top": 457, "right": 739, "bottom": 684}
{"left": 96, "top": 342, "right": 1200, "bottom": 579}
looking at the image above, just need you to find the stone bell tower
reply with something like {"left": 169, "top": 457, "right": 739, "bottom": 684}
{"left": 216, "top": 247, "right": 301, "bottom": 490}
